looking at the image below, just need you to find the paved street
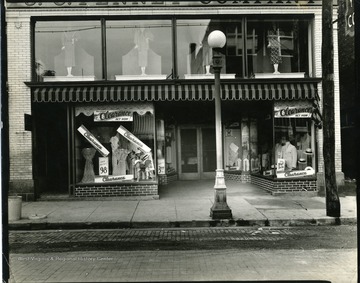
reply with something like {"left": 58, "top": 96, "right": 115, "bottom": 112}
{"left": 8, "top": 226, "right": 357, "bottom": 282}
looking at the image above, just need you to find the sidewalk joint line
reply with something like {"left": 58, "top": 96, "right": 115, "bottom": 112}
{"left": 130, "top": 201, "right": 140, "bottom": 226}
{"left": 84, "top": 202, "right": 103, "bottom": 222}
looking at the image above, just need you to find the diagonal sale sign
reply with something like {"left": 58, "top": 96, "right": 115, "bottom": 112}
{"left": 77, "top": 125, "right": 110, "bottom": 157}
{"left": 117, "top": 125, "right": 151, "bottom": 153}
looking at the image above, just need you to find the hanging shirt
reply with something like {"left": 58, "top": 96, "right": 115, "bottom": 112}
{"left": 280, "top": 141, "right": 297, "bottom": 170}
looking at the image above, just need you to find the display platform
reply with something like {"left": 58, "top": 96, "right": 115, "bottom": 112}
{"left": 43, "top": 76, "right": 95, "bottom": 82}
{"left": 184, "top": 74, "right": 236, "bottom": 79}
{"left": 254, "top": 72, "right": 305, "bottom": 79}
{"left": 115, "top": 75, "right": 167, "bottom": 80}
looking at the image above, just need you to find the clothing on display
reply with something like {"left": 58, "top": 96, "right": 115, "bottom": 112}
{"left": 280, "top": 141, "right": 297, "bottom": 170}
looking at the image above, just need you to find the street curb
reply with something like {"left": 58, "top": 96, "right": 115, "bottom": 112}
{"left": 8, "top": 217, "right": 356, "bottom": 230}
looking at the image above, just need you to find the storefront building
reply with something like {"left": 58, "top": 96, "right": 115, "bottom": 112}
{"left": 5, "top": 1, "right": 344, "bottom": 200}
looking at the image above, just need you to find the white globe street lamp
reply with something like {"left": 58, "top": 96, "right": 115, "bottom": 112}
{"left": 208, "top": 30, "right": 232, "bottom": 219}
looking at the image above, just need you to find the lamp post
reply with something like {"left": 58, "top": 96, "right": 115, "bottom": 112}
{"left": 208, "top": 30, "right": 232, "bottom": 219}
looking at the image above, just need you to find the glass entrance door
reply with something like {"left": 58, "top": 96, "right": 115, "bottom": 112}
{"left": 178, "top": 127, "right": 216, "bottom": 180}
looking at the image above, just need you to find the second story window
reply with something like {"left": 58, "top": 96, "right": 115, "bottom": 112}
{"left": 106, "top": 20, "right": 172, "bottom": 80}
{"left": 35, "top": 21, "right": 102, "bottom": 82}
{"left": 33, "top": 17, "right": 312, "bottom": 82}
{"left": 247, "top": 19, "right": 310, "bottom": 78}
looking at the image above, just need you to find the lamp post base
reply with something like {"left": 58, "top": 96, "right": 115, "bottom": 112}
{"left": 210, "top": 169, "right": 232, "bottom": 219}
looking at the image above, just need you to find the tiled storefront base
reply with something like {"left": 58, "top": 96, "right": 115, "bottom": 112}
{"left": 225, "top": 171, "right": 318, "bottom": 195}
{"left": 251, "top": 174, "right": 317, "bottom": 195}
{"left": 225, "top": 171, "right": 251, "bottom": 183}
{"left": 75, "top": 183, "right": 158, "bottom": 198}
{"left": 158, "top": 173, "right": 178, "bottom": 185}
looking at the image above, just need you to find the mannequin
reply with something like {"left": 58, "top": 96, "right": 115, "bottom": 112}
{"left": 110, "top": 133, "right": 129, "bottom": 176}
{"left": 267, "top": 25, "right": 282, "bottom": 74}
{"left": 81, "top": 148, "right": 96, "bottom": 183}
{"left": 279, "top": 135, "right": 297, "bottom": 170}
{"left": 134, "top": 25, "right": 154, "bottom": 75}
{"left": 62, "top": 31, "right": 77, "bottom": 76}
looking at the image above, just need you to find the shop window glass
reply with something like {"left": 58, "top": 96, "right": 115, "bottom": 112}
{"left": 224, "top": 117, "right": 260, "bottom": 173}
{"left": 106, "top": 20, "right": 172, "bottom": 80}
{"left": 74, "top": 105, "right": 156, "bottom": 184}
{"left": 35, "top": 21, "right": 102, "bottom": 81}
{"left": 246, "top": 19, "right": 310, "bottom": 78}
{"left": 270, "top": 101, "right": 315, "bottom": 179}
{"left": 176, "top": 19, "right": 243, "bottom": 79}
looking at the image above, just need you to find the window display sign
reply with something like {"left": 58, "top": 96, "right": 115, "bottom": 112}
{"left": 276, "top": 158, "right": 285, "bottom": 172}
{"left": 276, "top": 166, "right": 315, "bottom": 178}
{"left": 158, "top": 158, "right": 165, "bottom": 175}
{"left": 94, "top": 110, "right": 133, "bottom": 122}
{"left": 98, "top": 157, "right": 109, "bottom": 176}
{"left": 274, "top": 106, "right": 313, "bottom": 118}
{"left": 77, "top": 125, "right": 110, "bottom": 157}
{"left": 95, "top": 174, "right": 134, "bottom": 183}
{"left": 117, "top": 125, "right": 151, "bottom": 153}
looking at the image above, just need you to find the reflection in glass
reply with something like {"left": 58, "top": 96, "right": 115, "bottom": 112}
{"left": 202, "top": 128, "right": 216, "bottom": 172}
{"left": 177, "top": 19, "right": 243, "bottom": 79}
{"left": 247, "top": 20, "right": 309, "bottom": 77}
{"left": 106, "top": 20, "right": 172, "bottom": 79}
{"left": 180, "top": 129, "right": 198, "bottom": 173}
{"left": 35, "top": 21, "right": 102, "bottom": 81}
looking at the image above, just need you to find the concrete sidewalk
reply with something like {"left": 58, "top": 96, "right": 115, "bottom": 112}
{"left": 8, "top": 180, "right": 357, "bottom": 229}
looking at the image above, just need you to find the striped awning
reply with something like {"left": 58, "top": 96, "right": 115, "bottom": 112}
{"left": 32, "top": 83, "right": 318, "bottom": 103}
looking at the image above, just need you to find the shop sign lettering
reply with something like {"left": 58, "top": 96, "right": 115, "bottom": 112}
{"left": 95, "top": 174, "right": 134, "bottom": 183}
{"left": 7, "top": 0, "right": 323, "bottom": 8}
{"left": 276, "top": 166, "right": 315, "bottom": 178}
{"left": 117, "top": 125, "right": 151, "bottom": 153}
{"left": 94, "top": 110, "right": 133, "bottom": 122}
{"left": 274, "top": 106, "right": 313, "bottom": 118}
{"left": 77, "top": 125, "right": 110, "bottom": 157}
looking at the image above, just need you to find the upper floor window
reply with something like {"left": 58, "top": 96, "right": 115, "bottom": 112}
{"left": 35, "top": 21, "right": 102, "bottom": 82}
{"left": 106, "top": 20, "right": 172, "bottom": 80}
{"left": 33, "top": 17, "right": 312, "bottom": 82}
{"left": 247, "top": 19, "right": 310, "bottom": 78}
{"left": 176, "top": 19, "right": 243, "bottom": 79}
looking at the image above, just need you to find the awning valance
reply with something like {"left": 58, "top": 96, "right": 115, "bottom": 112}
{"left": 31, "top": 82, "right": 318, "bottom": 103}
{"left": 75, "top": 103, "right": 154, "bottom": 117}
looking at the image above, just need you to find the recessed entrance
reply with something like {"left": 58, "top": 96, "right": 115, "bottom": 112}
{"left": 178, "top": 126, "right": 216, "bottom": 180}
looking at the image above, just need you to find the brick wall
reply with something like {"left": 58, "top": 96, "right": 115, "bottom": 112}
{"left": 6, "top": 15, "right": 34, "bottom": 195}
{"left": 158, "top": 174, "right": 178, "bottom": 185}
{"left": 225, "top": 172, "right": 251, "bottom": 183}
{"left": 75, "top": 184, "right": 158, "bottom": 198}
{"left": 251, "top": 174, "right": 317, "bottom": 195}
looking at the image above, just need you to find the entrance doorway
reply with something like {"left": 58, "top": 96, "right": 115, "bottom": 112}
{"left": 33, "top": 104, "right": 69, "bottom": 197}
{"left": 178, "top": 126, "right": 216, "bottom": 180}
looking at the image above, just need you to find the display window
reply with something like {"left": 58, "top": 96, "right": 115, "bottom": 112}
{"left": 224, "top": 117, "right": 260, "bottom": 173}
{"left": 176, "top": 18, "right": 242, "bottom": 79}
{"left": 34, "top": 21, "right": 102, "bottom": 81}
{"left": 106, "top": 20, "right": 172, "bottom": 80}
{"left": 33, "top": 17, "right": 313, "bottom": 81}
{"left": 246, "top": 19, "right": 310, "bottom": 78}
{"left": 270, "top": 101, "right": 316, "bottom": 179}
{"left": 74, "top": 104, "right": 156, "bottom": 184}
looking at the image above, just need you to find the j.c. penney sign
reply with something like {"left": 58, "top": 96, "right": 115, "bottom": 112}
{"left": 6, "top": 0, "right": 325, "bottom": 8}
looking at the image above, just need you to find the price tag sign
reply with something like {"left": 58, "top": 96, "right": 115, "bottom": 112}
{"left": 158, "top": 158, "right": 165, "bottom": 175}
{"left": 99, "top": 157, "right": 109, "bottom": 176}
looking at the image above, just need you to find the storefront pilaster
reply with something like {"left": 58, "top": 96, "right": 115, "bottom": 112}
{"left": 6, "top": 14, "right": 34, "bottom": 199}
